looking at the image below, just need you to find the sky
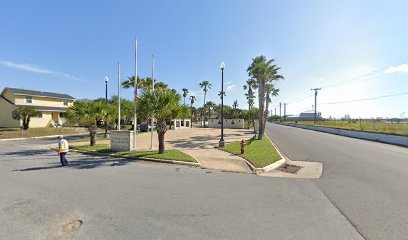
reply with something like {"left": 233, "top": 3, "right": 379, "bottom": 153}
{"left": 0, "top": 0, "right": 407, "bottom": 118}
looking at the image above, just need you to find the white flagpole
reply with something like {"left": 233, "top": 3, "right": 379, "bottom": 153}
{"left": 133, "top": 37, "right": 138, "bottom": 149}
{"left": 118, "top": 61, "right": 121, "bottom": 130}
{"left": 150, "top": 55, "right": 155, "bottom": 149}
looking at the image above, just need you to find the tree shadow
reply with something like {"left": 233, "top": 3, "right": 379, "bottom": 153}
{"left": 13, "top": 155, "right": 129, "bottom": 172}
{"left": 1, "top": 149, "right": 51, "bottom": 156}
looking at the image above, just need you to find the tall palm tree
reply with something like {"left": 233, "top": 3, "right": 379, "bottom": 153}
{"left": 243, "top": 78, "right": 256, "bottom": 130}
{"left": 182, "top": 88, "right": 189, "bottom": 105}
{"left": 263, "top": 83, "right": 279, "bottom": 131}
{"left": 138, "top": 89, "right": 181, "bottom": 153}
{"left": 199, "top": 81, "right": 212, "bottom": 127}
{"left": 189, "top": 96, "right": 196, "bottom": 128}
{"left": 247, "top": 56, "right": 283, "bottom": 139}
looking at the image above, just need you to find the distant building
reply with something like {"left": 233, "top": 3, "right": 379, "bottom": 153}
{"left": 286, "top": 110, "right": 322, "bottom": 121}
{"left": 0, "top": 87, "right": 75, "bottom": 128}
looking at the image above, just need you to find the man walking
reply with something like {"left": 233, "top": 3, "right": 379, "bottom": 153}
{"left": 57, "top": 135, "right": 69, "bottom": 166}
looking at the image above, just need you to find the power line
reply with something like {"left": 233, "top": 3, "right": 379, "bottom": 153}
{"left": 286, "top": 93, "right": 314, "bottom": 105}
{"left": 320, "top": 92, "right": 408, "bottom": 105}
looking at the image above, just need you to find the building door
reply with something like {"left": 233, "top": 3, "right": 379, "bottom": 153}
{"left": 52, "top": 112, "right": 59, "bottom": 124}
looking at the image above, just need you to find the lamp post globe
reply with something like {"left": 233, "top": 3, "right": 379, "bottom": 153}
{"left": 219, "top": 61, "right": 225, "bottom": 148}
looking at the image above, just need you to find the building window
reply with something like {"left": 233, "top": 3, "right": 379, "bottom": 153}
{"left": 63, "top": 100, "right": 69, "bottom": 106}
{"left": 25, "top": 96, "right": 33, "bottom": 104}
{"left": 59, "top": 112, "right": 65, "bottom": 118}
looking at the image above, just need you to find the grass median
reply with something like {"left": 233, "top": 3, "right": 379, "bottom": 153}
{"left": 221, "top": 135, "right": 281, "bottom": 168}
{"left": 71, "top": 144, "right": 197, "bottom": 163}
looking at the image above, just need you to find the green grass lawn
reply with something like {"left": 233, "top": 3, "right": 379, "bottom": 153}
{"left": 71, "top": 144, "right": 197, "bottom": 163}
{"left": 0, "top": 127, "right": 89, "bottom": 139}
{"left": 221, "top": 136, "right": 281, "bottom": 168}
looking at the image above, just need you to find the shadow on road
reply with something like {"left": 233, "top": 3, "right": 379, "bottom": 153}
{"left": 12, "top": 156, "right": 129, "bottom": 172}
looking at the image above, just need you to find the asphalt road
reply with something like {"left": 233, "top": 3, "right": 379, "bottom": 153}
{"left": 0, "top": 135, "right": 364, "bottom": 240}
{"left": 265, "top": 123, "right": 408, "bottom": 240}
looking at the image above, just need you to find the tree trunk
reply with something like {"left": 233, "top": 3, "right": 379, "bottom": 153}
{"left": 263, "top": 95, "right": 270, "bottom": 132}
{"left": 208, "top": 106, "right": 210, "bottom": 124}
{"left": 156, "top": 120, "right": 167, "bottom": 154}
{"left": 258, "top": 81, "right": 265, "bottom": 139}
{"left": 23, "top": 116, "right": 30, "bottom": 130}
{"left": 203, "top": 92, "right": 206, "bottom": 127}
{"left": 89, "top": 125, "right": 97, "bottom": 146}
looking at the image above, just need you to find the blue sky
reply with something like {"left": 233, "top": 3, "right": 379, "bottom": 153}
{"left": 0, "top": 0, "right": 407, "bottom": 118}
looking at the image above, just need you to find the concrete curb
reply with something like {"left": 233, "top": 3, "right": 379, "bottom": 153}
{"left": 70, "top": 149, "right": 203, "bottom": 168}
{"left": 221, "top": 135, "right": 287, "bottom": 173}
{"left": 0, "top": 133, "right": 90, "bottom": 141}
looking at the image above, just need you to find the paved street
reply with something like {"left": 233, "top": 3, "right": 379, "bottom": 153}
{"left": 0, "top": 133, "right": 363, "bottom": 240}
{"left": 265, "top": 123, "right": 408, "bottom": 240}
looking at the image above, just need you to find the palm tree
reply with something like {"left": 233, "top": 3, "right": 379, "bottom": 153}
{"left": 263, "top": 84, "right": 279, "bottom": 131}
{"left": 189, "top": 96, "right": 196, "bottom": 128}
{"left": 65, "top": 100, "right": 108, "bottom": 146}
{"left": 199, "top": 81, "right": 212, "bottom": 127}
{"left": 182, "top": 88, "right": 189, "bottom": 105}
{"left": 12, "top": 106, "right": 42, "bottom": 130}
{"left": 243, "top": 78, "right": 256, "bottom": 130}
{"left": 247, "top": 56, "right": 283, "bottom": 139}
{"left": 232, "top": 99, "right": 238, "bottom": 110}
{"left": 122, "top": 76, "right": 168, "bottom": 90}
{"left": 206, "top": 101, "right": 216, "bottom": 124}
{"left": 137, "top": 89, "right": 181, "bottom": 153}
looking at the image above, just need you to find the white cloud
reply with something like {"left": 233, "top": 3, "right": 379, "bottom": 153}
{"left": 226, "top": 80, "right": 233, "bottom": 85}
{"left": 384, "top": 64, "right": 408, "bottom": 74}
{"left": 227, "top": 84, "right": 235, "bottom": 91}
{"left": 0, "top": 60, "right": 83, "bottom": 81}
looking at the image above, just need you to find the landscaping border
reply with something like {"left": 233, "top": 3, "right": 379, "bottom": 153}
{"left": 70, "top": 149, "right": 203, "bottom": 168}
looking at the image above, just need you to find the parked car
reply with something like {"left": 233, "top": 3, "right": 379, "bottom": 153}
{"left": 139, "top": 122, "right": 156, "bottom": 132}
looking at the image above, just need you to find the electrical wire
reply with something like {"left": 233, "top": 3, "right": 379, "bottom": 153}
{"left": 320, "top": 92, "right": 408, "bottom": 105}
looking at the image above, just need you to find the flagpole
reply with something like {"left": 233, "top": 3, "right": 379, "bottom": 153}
{"left": 150, "top": 55, "right": 155, "bottom": 149}
{"left": 118, "top": 61, "right": 121, "bottom": 130}
{"left": 133, "top": 37, "right": 138, "bottom": 149}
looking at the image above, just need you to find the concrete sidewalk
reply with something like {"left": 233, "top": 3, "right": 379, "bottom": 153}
{"left": 137, "top": 128, "right": 254, "bottom": 173}
{"left": 73, "top": 128, "right": 254, "bottom": 173}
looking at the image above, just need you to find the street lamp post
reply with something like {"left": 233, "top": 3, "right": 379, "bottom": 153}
{"left": 104, "top": 76, "right": 109, "bottom": 138}
{"left": 219, "top": 61, "right": 225, "bottom": 148}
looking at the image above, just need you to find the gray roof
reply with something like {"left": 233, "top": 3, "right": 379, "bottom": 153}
{"left": 16, "top": 105, "right": 70, "bottom": 112}
{"left": 6, "top": 87, "right": 75, "bottom": 100}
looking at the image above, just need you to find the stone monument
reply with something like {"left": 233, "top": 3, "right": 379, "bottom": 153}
{"left": 110, "top": 130, "right": 134, "bottom": 151}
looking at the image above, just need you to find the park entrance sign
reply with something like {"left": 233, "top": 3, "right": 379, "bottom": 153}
{"left": 110, "top": 130, "right": 135, "bottom": 151}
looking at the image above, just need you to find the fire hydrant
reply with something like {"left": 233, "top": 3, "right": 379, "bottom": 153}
{"left": 240, "top": 140, "right": 245, "bottom": 155}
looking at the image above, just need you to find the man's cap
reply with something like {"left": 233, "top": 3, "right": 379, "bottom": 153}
{"left": 58, "top": 135, "right": 64, "bottom": 139}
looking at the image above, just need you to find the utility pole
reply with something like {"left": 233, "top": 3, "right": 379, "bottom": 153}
{"left": 133, "top": 37, "right": 138, "bottom": 149}
{"left": 310, "top": 88, "right": 321, "bottom": 124}
{"left": 279, "top": 102, "right": 282, "bottom": 122}
{"left": 283, "top": 103, "right": 287, "bottom": 122}
{"left": 117, "top": 61, "right": 121, "bottom": 130}
{"left": 274, "top": 107, "right": 276, "bottom": 116}
{"left": 150, "top": 55, "right": 155, "bottom": 149}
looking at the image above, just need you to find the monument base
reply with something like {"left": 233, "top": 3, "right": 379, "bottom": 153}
{"left": 110, "top": 130, "right": 134, "bottom": 152}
